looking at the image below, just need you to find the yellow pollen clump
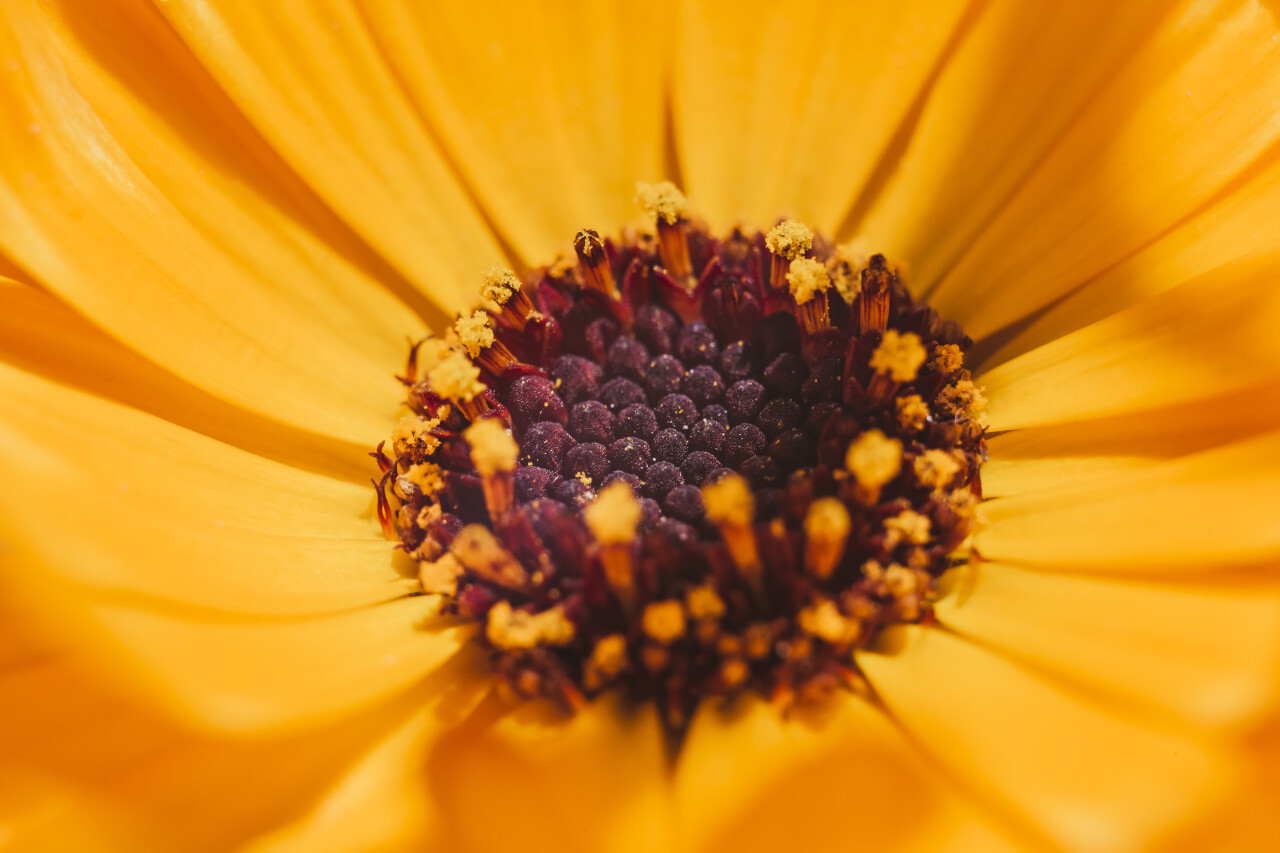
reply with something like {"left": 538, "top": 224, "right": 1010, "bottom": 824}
{"left": 390, "top": 414, "right": 441, "bottom": 460}
{"left": 931, "top": 344, "right": 964, "bottom": 374}
{"left": 463, "top": 418, "right": 518, "bottom": 477}
{"left": 798, "top": 599, "right": 857, "bottom": 645}
{"left": 895, "top": 394, "right": 930, "bottom": 432}
{"left": 479, "top": 265, "right": 522, "bottom": 305}
{"left": 883, "top": 564, "right": 919, "bottom": 598}
{"left": 913, "top": 449, "right": 963, "bottom": 491}
{"left": 402, "top": 462, "right": 445, "bottom": 497}
{"left": 428, "top": 351, "right": 486, "bottom": 402}
{"left": 869, "top": 330, "right": 927, "bottom": 382}
{"left": 785, "top": 257, "right": 832, "bottom": 305}
{"left": 885, "top": 510, "right": 932, "bottom": 545}
{"left": 686, "top": 584, "right": 726, "bottom": 620}
{"left": 937, "top": 379, "right": 989, "bottom": 421}
{"left": 827, "top": 243, "right": 865, "bottom": 303}
{"left": 584, "top": 635, "right": 629, "bottom": 689}
{"left": 486, "top": 601, "right": 576, "bottom": 650}
{"left": 418, "top": 553, "right": 463, "bottom": 596}
{"left": 583, "top": 481, "right": 642, "bottom": 544}
{"left": 804, "top": 497, "right": 851, "bottom": 545}
{"left": 642, "top": 600, "right": 687, "bottom": 644}
{"left": 454, "top": 311, "right": 495, "bottom": 357}
{"left": 764, "top": 220, "right": 814, "bottom": 260}
{"left": 635, "top": 181, "right": 688, "bottom": 225}
{"left": 844, "top": 429, "right": 902, "bottom": 487}
{"left": 702, "top": 473, "right": 754, "bottom": 527}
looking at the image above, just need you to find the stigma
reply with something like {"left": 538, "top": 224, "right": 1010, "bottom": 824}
{"left": 374, "top": 183, "right": 987, "bottom": 730}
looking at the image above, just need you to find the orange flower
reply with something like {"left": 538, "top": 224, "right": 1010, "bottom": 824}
{"left": 2, "top": 1, "right": 1279, "bottom": 851}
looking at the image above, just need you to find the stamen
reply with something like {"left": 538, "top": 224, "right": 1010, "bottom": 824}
{"left": 856, "top": 254, "right": 894, "bottom": 334}
{"left": 786, "top": 257, "right": 833, "bottom": 337}
{"left": 574, "top": 229, "right": 620, "bottom": 299}
{"left": 895, "top": 394, "right": 930, "bottom": 434}
{"left": 636, "top": 181, "right": 693, "bottom": 285}
{"left": 844, "top": 429, "right": 902, "bottom": 505}
{"left": 641, "top": 600, "right": 688, "bottom": 645}
{"left": 583, "top": 481, "right": 644, "bottom": 613}
{"left": 765, "top": 220, "right": 814, "bottom": 292}
{"left": 867, "top": 329, "right": 926, "bottom": 403}
{"left": 702, "top": 473, "right": 763, "bottom": 598}
{"left": 803, "top": 497, "right": 851, "bottom": 580}
{"left": 480, "top": 265, "right": 539, "bottom": 332}
{"left": 827, "top": 243, "right": 865, "bottom": 306}
{"left": 450, "top": 524, "right": 529, "bottom": 592}
{"left": 464, "top": 419, "right": 519, "bottom": 522}
{"left": 455, "top": 311, "right": 518, "bottom": 376}
{"left": 913, "top": 448, "right": 963, "bottom": 492}
{"left": 487, "top": 600, "right": 576, "bottom": 650}
{"left": 427, "top": 351, "right": 492, "bottom": 421}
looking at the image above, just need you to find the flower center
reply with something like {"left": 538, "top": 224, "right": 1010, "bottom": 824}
{"left": 373, "top": 183, "right": 987, "bottom": 730}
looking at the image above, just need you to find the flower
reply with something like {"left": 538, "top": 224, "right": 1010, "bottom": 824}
{"left": 2, "top": 1, "right": 1279, "bottom": 852}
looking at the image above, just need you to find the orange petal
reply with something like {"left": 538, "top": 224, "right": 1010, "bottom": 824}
{"left": 427, "top": 694, "right": 674, "bottom": 853}
{"left": 858, "top": 627, "right": 1238, "bottom": 853}
{"left": 855, "top": 0, "right": 1177, "bottom": 286}
{"left": 674, "top": 694, "right": 1030, "bottom": 853}
{"left": 979, "top": 430, "right": 1280, "bottom": 571}
{"left": 0, "top": 1, "right": 426, "bottom": 445}
{"left": 155, "top": 0, "right": 506, "bottom": 305}
{"left": 927, "top": 0, "right": 1280, "bottom": 338}
{"left": 936, "top": 563, "right": 1280, "bottom": 729}
{"left": 982, "top": 373, "right": 1280, "bottom": 496}
{"left": 673, "top": 0, "right": 971, "bottom": 233}
{"left": 361, "top": 0, "right": 669, "bottom": 264}
{"left": 980, "top": 254, "right": 1280, "bottom": 431}
{"left": 0, "top": 362, "right": 416, "bottom": 616}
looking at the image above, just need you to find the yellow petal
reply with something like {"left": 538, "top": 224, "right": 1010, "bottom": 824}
{"left": 674, "top": 694, "right": 1029, "bottom": 853}
{"left": 0, "top": 362, "right": 416, "bottom": 616}
{"left": 855, "top": 0, "right": 1176, "bottom": 285}
{"left": 988, "top": 151, "right": 1280, "bottom": 365}
{"left": 937, "top": 563, "right": 1280, "bottom": 729}
{"left": 980, "top": 430, "right": 1280, "bottom": 571}
{"left": 983, "top": 373, "right": 1280, "bottom": 496}
{"left": 980, "top": 254, "right": 1280, "bottom": 430}
{"left": 361, "top": 0, "right": 668, "bottom": 263}
{"left": 0, "top": 653, "right": 474, "bottom": 851}
{"left": 0, "top": 279, "right": 372, "bottom": 479}
{"left": 156, "top": 0, "right": 506, "bottom": 305}
{"left": 926, "top": 0, "right": 1280, "bottom": 338}
{"left": 858, "top": 627, "right": 1238, "bottom": 853}
{"left": 427, "top": 694, "right": 673, "bottom": 853}
{"left": 0, "top": 1, "right": 424, "bottom": 445}
{"left": 673, "top": 0, "right": 971, "bottom": 233}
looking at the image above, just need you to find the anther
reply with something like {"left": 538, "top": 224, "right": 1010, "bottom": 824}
{"left": 786, "top": 257, "right": 833, "bottom": 338}
{"left": 464, "top": 419, "right": 519, "bottom": 523}
{"left": 702, "top": 473, "right": 764, "bottom": 599}
{"left": 827, "top": 243, "right": 864, "bottom": 306}
{"left": 480, "top": 265, "right": 539, "bottom": 332}
{"left": 895, "top": 394, "right": 930, "bottom": 434}
{"left": 913, "top": 449, "right": 963, "bottom": 493}
{"left": 450, "top": 524, "right": 530, "bottom": 592}
{"left": 574, "top": 229, "right": 620, "bottom": 300}
{"left": 486, "top": 600, "right": 576, "bottom": 650}
{"left": 866, "top": 329, "right": 926, "bottom": 404}
{"left": 636, "top": 181, "right": 693, "bottom": 285}
{"left": 427, "top": 351, "right": 493, "bottom": 421}
{"left": 857, "top": 254, "right": 894, "bottom": 334}
{"left": 642, "top": 600, "right": 688, "bottom": 645}
{"left": 764, "top": 220, "right": 813, "bottom": 291}
{"left": 583, "top": 481, "right": 644, "bottom": 614}
{"left": 844, "top": 429, "right": 902, "bottom": 505}
{"left": 454, "top": 310, "right": 518, "bottom": 376}
{"left": 803, "top": 497, "right": 851, "bottom": 580}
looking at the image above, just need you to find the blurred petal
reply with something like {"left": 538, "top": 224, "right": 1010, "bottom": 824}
{"left": 980, "top": 430, "right": 1280, "bottom": 571}
{"left": 674, "top": 694, "right": 1033, "bottom": 853}
{"left": 859, "top": 627, "right": 1238, "bottom": 853}
{"left": 0, "top": 278, "right": 371, "bottom": 479}
{"left": 673, "top": 0, "right": 971, "bottom": 233}
{"left": 927, "top": 0, "right": 1280, "bottom": 339}
{"left": 983, "top": 373, "right": 1280, "bottom": 496}
{"left": 0, "top": 362, "right": 415, "bottom": 615}
{"left": 855, "top": 0, "right": 1176, "bottom": 282}
{"left": 0, "top": 0, "right": 425, "bottom": 445}
{"left": 936, "top": 563, "right": 1280, "bottom": 728}
{"left": 427, "top": 695, "right": 673, "bottom": 853}
{"left": 980, "top": 254, "right": 1280, "bottom": 430}
{"left": 362, "top": 0, "right": 668, "bottom": 264}
{"left": 156, "top": 0, "right": 507, "bottom": 305}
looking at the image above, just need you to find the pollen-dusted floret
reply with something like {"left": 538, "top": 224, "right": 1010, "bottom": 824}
{"left": 913, "top": 448, "right": 963, "bottom": 491}
{"left": 400, "top": 462, "right": 445, "bottom": 499}
{"left": 418, "top": 553, "right": 464, "bottom": 596}
{"left": 635, "top": 181, "right": 689, "bottom": 225}
{"left": 642, "top": 600, "right": 688, "bottom": 644}
{"left": 702, "top": 472, "right": 754, "bottom": 527}
{"left": 931, "top": 343, "right": 965, "bottom": 374}
{"left": 895, "top": 394, "right": 930, "bottom": 433}
{"left": 464, "top": 418, "right": 518, "bottom": 477}
{"left": 486, "top": 601, "right": 576, "bottom": 650}
{"left": 765, "top": 220, "right": 814, "bottom": 260}
{"left": 798, "top": 599, "right": 858, "bottom": 645}
{"left": 786, "top": 257, "right": 832, "bottom": 305}
{"left": 827, "top": 243, "right": 865, "bottom": 304}
{"left": 936, "top": 379, "right": 989, "bottom": 422}
{"left": 803, "top": 497, "right": 851, "bottom": 580}
{"left": 845, "top": 429, "right": 903, "bottom": 489}
{"left": 390, "top": 413, "right": 442, "bottom": 462}
{"left": 454, "top": 310, "right": 496, "bottom": 358}
{"left": 583, "top": 480, "right": 643, "bottom": 544}
{"left": 479, "top": 265, "right": 523, "bottom": 305}
{"left": 428, "top": 351, "right": 486, "bottom": 402}
{"left": 884, "top": 510, "right": 932, "bottom": 547}
{"left": 869, "top": 330, "right": 927, "bottom": 382}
